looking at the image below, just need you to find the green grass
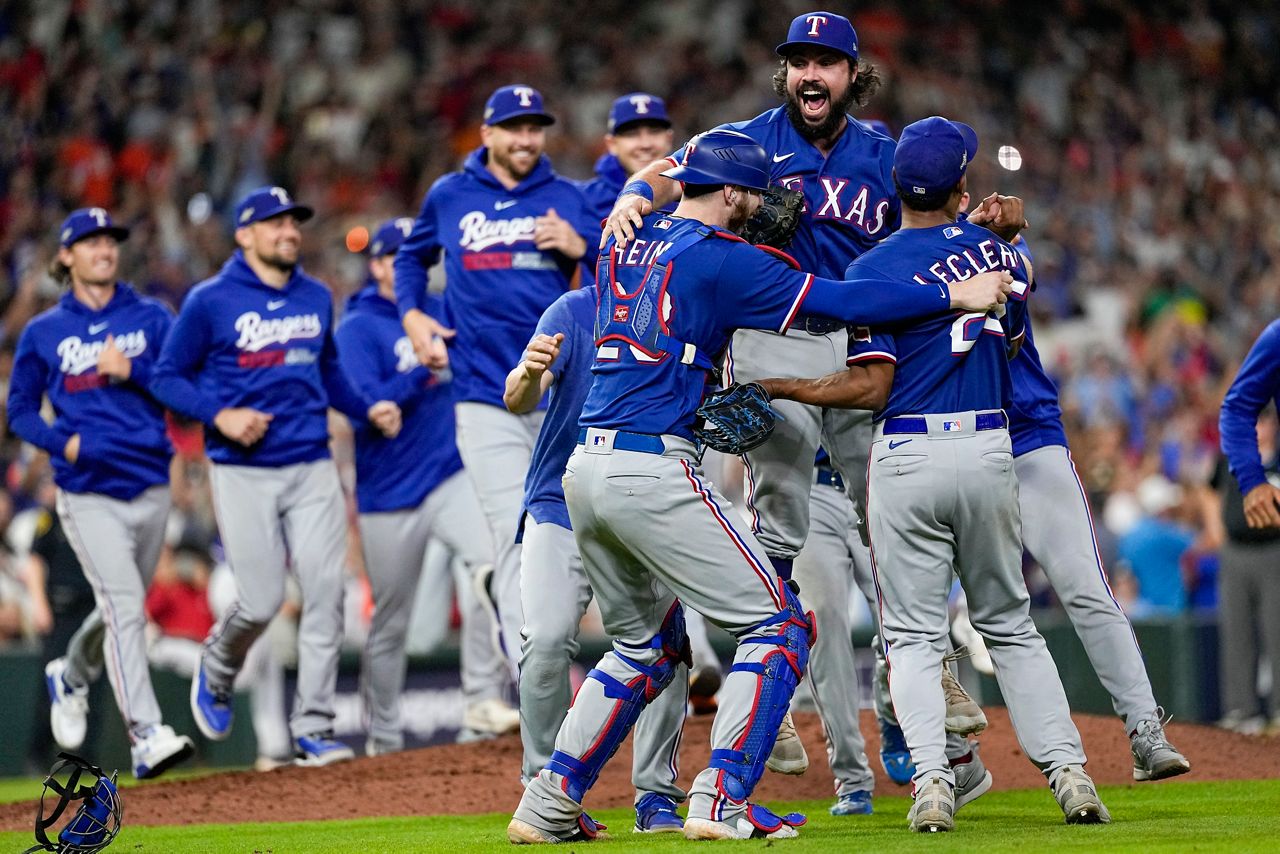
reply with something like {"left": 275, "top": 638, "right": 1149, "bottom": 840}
{"left": 1, "top": 779, "right": 1276, "bottom": 852}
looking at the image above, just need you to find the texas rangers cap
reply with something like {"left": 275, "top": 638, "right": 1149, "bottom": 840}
{"left": 59, "top": 208, "right": 130, "bottom": 247}
{"left": 661, "top": 129, "right": 770, "bottom": 192}
{"left": 776, "top": 11, "right": 858, "bottom": 61}
{"left": 608, "top": 93, "right": 672, "bottom": 134}
{"left": 234, "top": 186, "right": 314, "bottom": 228}
{"left": 368, "top": 217, "right": 415, "bottom": 257}
{"left": 484, "top": 84, "right": 556, "bottom": 126}
{"left": 894, "top": 116, "right": 979, "bottom": 198}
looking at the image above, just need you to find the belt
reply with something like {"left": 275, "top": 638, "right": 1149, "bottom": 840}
{"left": 577, "top": 427, "right": 665, "bottom": 455}
{"left": 796, "top": 316, "right": 844, "bottom": 336}
{"left": 881, "top": 411, "right": 1008, "bottom": 435}
{"left": 815, "top": 466, "right": 845, "bottom": 492}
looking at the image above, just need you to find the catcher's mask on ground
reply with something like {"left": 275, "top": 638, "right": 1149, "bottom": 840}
{"left": 25, "top": 753, "right": 123, "bottom": 854}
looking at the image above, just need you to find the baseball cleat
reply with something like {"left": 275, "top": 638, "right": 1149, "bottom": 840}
{"left": 942, "top": 651, "right": 987, "bottom": 735}
{"left": 295, "top": 732, "right": 356, "bottom": 767}
{"left": 908, "top": 776, "right": 955, "bottom": 832}
{"left": 463, "top": 698, "right": 521, "bottom": 736}
{"left": 131, "top": 724, "right": 195, "bottom": 780}
{"left": 878, "top": 717, "right": 915, "bottom": 785}
{"left": 45, "top": 658, "right": 90, "bottom": 751}
{"left": 508, "top": 812, "right": 607, "bottom": 844}
{"left": 634, "top": 792, "right": 684, "bottom": 832}
{"left": 951, "top": 747, "right": 993, "bottom": 811}
{"left": 1130, "top": 709, "right": 1191, "bottom": 781}
{"left": 1051, "top": 764, "right": 1110, "bottom": 825}
{"left": 683, "top": 804, "right": 805, "bottom": 840}
{"left": 190, "top": 657, "right": 233, "bottom": 741}
{"left": 765, "top": 711, "right": 809, "bottom": 774}
{"left": 829, "top": 790, "right": 873, "bottom": 816}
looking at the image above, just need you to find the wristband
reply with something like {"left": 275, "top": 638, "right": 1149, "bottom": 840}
{"left": 621, "top": 180, "right": 654, "bottom": 203}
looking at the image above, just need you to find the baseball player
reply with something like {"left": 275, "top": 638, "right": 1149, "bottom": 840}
{"left": 761, "top": 117, "right": 1108, "bottom": 831}
{"left": 507, "top": 129, "right": 1013, "bottom": 843}
{"left": 151, "top": 186, "right": 402, "bottom": 766}
{"left": 396, "top": 85, "right": 598, "bottom": 668}
{"left": 7, "top": 208, "right": 194, "bottom": 779}
{"left": 337, "top": 218, "right": 517, "bottom": 756}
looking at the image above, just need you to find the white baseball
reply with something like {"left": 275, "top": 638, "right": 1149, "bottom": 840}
{"left": 997, "top": 145, "right": 1023, "bottom": 171}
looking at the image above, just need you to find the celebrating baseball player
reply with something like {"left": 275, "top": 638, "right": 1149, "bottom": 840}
{"left": 337, "top": 217, "right": 517, "bottom": 756}
{"left": 395, "top": 84, "right": 598, "bottom": 667}
{"left": 152, "top": 186, "right": 402, "bottom": 766}
{"left": 507, "top": 128, "right": 1012, "bottom": 843}
{"left": 761, "top": 117, "right": 1108, "bottom": 831}
{"left": 7, "top": 208, "right": 194, "bottom": 780}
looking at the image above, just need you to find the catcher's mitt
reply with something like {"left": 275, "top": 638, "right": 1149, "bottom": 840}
{"left": 740, "top": 186, "right": 804, "bottom": 249}
{"left": 694, "top": 382, "right": 782, "bottom": 455}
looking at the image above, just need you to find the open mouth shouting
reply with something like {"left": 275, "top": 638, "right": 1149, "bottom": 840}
{"left": 798, "top": 84, "right": 830, "bottom": 122}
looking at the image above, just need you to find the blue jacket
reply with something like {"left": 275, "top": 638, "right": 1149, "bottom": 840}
{"left": 151, "top": 251, "right": 374, "bottom": 467}
{"left": 8, "top": 284, "right": 174, "bottom": 499}
{"left": 336, "top": 285, "right": 464, "bottom": 513}
{"left": 1221, "top": 318, "right": 1280, "bottom": 494}
{"left": 393, "top": 147, "right": 596, "bottom": 407}
{"left": 573, "top": 153, "right": 627, "bottom": 288}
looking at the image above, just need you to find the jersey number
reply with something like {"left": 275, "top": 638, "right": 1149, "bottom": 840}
{"left": 949, "top": 312, "right": 1003, "bottom": 354}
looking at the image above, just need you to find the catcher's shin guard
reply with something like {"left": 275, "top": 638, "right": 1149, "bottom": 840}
{"left": 710, "top": 582, "right": 816, "bottom": 802}
{"left": 547, "top": 602, "right": 691, "bottom": 802}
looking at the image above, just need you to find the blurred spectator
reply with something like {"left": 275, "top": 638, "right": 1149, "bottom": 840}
{"left": 1116, "top": 475, "right": 1196, "bottom": 612}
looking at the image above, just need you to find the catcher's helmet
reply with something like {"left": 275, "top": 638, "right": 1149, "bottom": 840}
{"left": 25, "top": 753, "right": 122, "bottom": 854}
{"left": 662, "top": 129, "right": 770, "bottom": 191}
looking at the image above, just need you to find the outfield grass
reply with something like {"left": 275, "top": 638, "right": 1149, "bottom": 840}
{"left": 1, "top": 779, "right": 1275, "bottom": 852}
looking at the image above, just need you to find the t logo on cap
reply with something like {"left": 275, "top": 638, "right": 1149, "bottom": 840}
{"left": 513, "top": 87, "right": 535, "bottom": 107}
{"left": 630, "top": 94, "right": 652, "bottom": 114}
{"left": 805, "top": 14, "right": 828, "bottom": 37}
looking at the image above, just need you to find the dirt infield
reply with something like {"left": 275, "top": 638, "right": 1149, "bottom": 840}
{"left": 2, "top": 709, "right": 1276, "bottom": 829}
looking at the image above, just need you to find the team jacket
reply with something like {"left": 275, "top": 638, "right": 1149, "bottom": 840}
{"left": 573, "top": 153, "right": 627, "bottom": 288}
{"left": 151, "top": 251, "right": 374, "bottom": 468}
{"left": 8, "top": 284, "right": 173, "bottom": 499}
{"left": 393, "top": 148, "right": 597, "bottom": 407}
{"left": 1221, "top": 317, "right": 1280, "bottom": 495}
{"left": 336, "top": 285, "right": 463, "bottom": 514}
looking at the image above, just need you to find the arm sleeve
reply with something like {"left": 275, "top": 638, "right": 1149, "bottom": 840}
{"left": 1220, "top": 321, "right": 1280, "bottom": 494}
{"left": 846, "top": 325, "right": 898, "bottom": 365}
{"left": 6, "top": 331, "right": 74, "bottom": 458}
{"left": 150, "top": 295, "right": 223, "bottom": 426}
{"left": 321, "top": 307, "right": 378, "bottom": 420}
{"left": 394, "top": 185, "right": 444, "bottom": 318}
{"left": 334, "top": 320, "right": 431, "bottom": 409}
{"left": 127, "top": 304, "right": 176, "bottom": 390}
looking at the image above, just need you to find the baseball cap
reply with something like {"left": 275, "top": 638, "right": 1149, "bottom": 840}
{"left": 484, "top": 84, "right": 555, "bottom": 126}
{"left": 894, "top": 116, "right": 979, "bottom": 198}
{"left": 608, "top": 93, "right": 672, "bottom": 134}
{"left": 59, "top": 208, "right": 129, "bottom": 248}
{"left": 661, "top": 129, "right": 770, "bottom": 192}
{"left": 367, "top": 217, "right": 415, "bottom": 257}
{"left": 234, "top": 186, "right": 314, "bottom": 228}
{"left": 776, "top": 11, "right": 858, "bottom": 61}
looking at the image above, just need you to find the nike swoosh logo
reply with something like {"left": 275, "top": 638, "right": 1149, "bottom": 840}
{"left": 495, "top": 200, "right": 518, "bottom": 210}
{"left": 267, "top": 299, "right": 287, "bottom": 310}
{"left": 888, "top": 439, "right": 912, "bottom": 450}
{"left": 772, "top": 152, "right": 795, "bottom": 163}
{"left": 88, "top": 322, "right": 109, "bottom": 334}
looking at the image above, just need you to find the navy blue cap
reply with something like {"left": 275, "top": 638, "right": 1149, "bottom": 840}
{"left": 661, "top": 129, "right": 770, "bottom": 192}
{"left": 234, "top": 186, "right": 313, "bottom": 228}
{"left": 484, "top": 84, "right": 555, "bottom": 126}
{"left": 608, "top": 92, "right": 672, "bottom": 134}
{"left": 776, "top": 11, "right": 858, "bottom": 61}
{"left": 894, "top": 117, "right": 979, "bottom": 197}
{"left": 367, "top": 217, "right": 415, "bottom": 257}
{"left": 59, "top": 208, "right": 129, "bottom": 248}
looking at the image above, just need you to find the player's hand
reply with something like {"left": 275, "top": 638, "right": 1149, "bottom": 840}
{"left": 968, "top": 193, "right": 1028, "bottom": 242}
{"left": 535, "top": 208, "right": 587, "bottom": 260}
{"left": 213, "top": 407, "right": 274, "bottom": 446}
{"left": 602, "top": 193, "right": 653, "bottom": 248}
{"left": 1242, "top": 483, "right": 1280, "bottom": 529}
{"left": 403, "top": 308, "right": 454, "bottom": 369}
{"left": 64, "top": 434, "right": 81, "bottom": 464}
{"left": 96, "top": 335, "right": 132, "bottom": 381}
{"left": 521, "top": 333, "right": 564, "bottom": 380}
{"left": 368, "top": 400, "right": 402, "bottom": 439}
{"left": 948, "top": 271, "right": 1013, "bottom": 312}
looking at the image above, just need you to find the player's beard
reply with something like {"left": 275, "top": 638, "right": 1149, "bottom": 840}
{"left": 258, "top": 246, "right": 298, "bottom": 273}
{"left": 785, "top": 80, "right": 858, "bottom": 143}
{"left": 491, "top": 145, "right": 540, "bottom": 182}
{"left": 727, "top": 191, "right": 756, "bottom": 234}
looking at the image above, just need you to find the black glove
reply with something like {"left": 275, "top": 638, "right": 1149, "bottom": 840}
{"left": 694, "top": 382, "right": 782, "bottom": 455}
{"left": 740, "top": 186, "right": 804, "bottom": 249}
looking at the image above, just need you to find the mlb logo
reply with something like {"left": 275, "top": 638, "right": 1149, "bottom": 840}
{"left": 943, "top": 419, "right": 962, "bottom": 432}
{"left": 613, "top": 305, "right": 630, "bottom": 322}
{"left": 593, "top": 435, "right": 607, "bottom": 446}
{"left": 655, "top": 219, "right": 671, "bottom": 230}
{"left": 944, "top": 226, "right": 963, "bottom": 239}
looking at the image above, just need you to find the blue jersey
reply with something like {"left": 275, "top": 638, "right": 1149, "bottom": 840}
{"left": 579, "top": 215, "right": 952, "bottom": 440}
{"left": 336, "top": 285, "right": 463, "bottom": 514}
{"left": 393, "top": 148, "right": 597, "bottom": 408}
{"left": 522, "top": 287, "right": 598, "bottom": 530}
{"left": 846, "top": 221, "right": 1029, "bottom": 420}
{"left": 1220, "top": 317, "right": 1280, "bottom": 495}
{"left": 573, "top": 153, "right": 627, "bottom": 289}
{"left": 8, "top": 284, "right": 173, "bottom": 500}
{"left": 152, "top": 251, "right": 374, "bottom": 468}
{"left": 1008, "top": 315, "right": 1068, "bottom": 455}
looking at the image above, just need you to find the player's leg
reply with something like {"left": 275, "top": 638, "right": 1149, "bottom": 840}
{"left": 684, "top": 609, "right": 722, "bottom": 714}
{"left": 630, "top": 622, "right": 689, "bottom": 830}
{"left": 791, "top": 480, "right": 875, "bottom": 809}
{"left": 357, "top": 504, "right": 431, "bottom": 754}
{"left": 453, "top": 402, "right": 543, "bottom": 668}
{"left": 1217, "top": 539, "right": 1263, "bottom": 724}
{"left": 46, "top": 608, "right": 104, "bottom": 751}
{"left": 1256, "top": 544, "right": 1280, "bottom": 728}
{"left": 278, "top": 460, "right": 351, "bottom": 759}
